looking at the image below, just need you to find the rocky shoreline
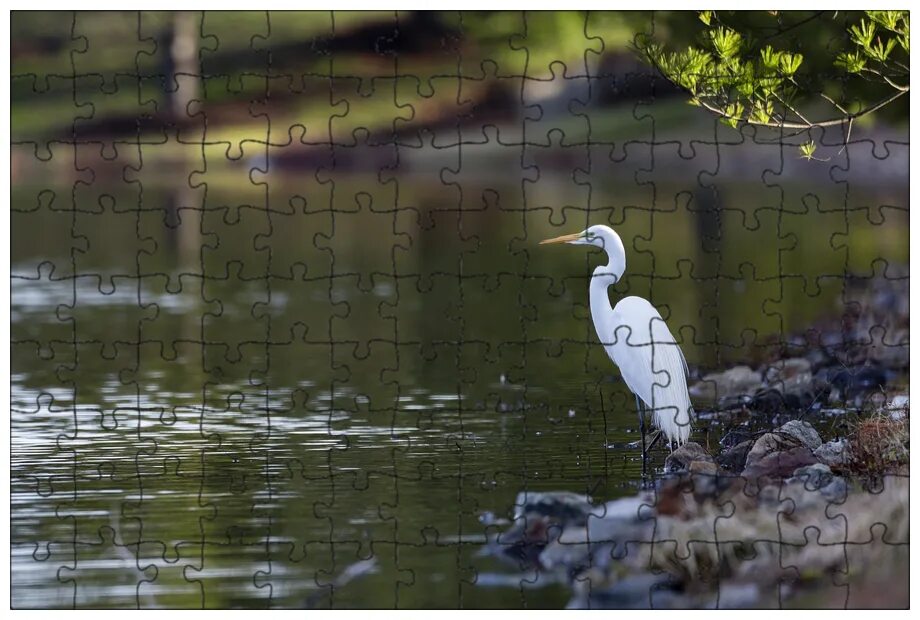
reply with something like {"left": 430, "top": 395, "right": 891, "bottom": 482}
{"left": 480, "top": 405, "right": 908, "bottom": 608}
{"left": 478, "top": 268, "right": 909, "bottom": 608}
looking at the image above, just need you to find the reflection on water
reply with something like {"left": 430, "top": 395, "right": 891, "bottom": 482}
{"left": 11, "top": 171, "right": 908, "bottom": 608}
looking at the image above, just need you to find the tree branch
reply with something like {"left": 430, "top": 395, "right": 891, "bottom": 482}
{"left": 698, "top": 87, "right": 908, "bottom": 130}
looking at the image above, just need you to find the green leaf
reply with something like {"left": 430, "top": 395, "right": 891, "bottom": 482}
{"left": 799, "top": 140, "right": 817, "bottom": 159}
{"left": 721, "top": 101, "right": 744, "bottom": 128}
{"left": 750, "top": 99, "right": 774, "bottom": 124}
{"left": 699, "top": 11, "right": 712, "bottom": 26}
{"left": 760, "top": 45, "right": 780, "bottom": 70}
{"left": 867, "top": 10, "right": 902, "bottom": 33}
{"left": 778, "top": 52, "right": 803, "bottom": 75}
{"left": 850, "top": 19, "right": 877, "bottom": 48}
{"left": 877, "top": 37, "right": 897, "bottom": 60}
{"left": 709, "top": 26, "right": 742, "bottom": 59}
{"left": 835, "top": 51, "right": 865, "bottom": 74}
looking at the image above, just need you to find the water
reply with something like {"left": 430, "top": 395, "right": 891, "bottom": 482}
{"left": 11, "top": 164, "right": 908, "bottom": 608}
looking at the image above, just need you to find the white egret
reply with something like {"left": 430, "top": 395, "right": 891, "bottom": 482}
{"left": 540, "top": 225, "right": 693, "bottom": 455}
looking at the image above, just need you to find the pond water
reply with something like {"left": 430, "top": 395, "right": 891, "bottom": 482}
{"left": 11, "top": 162, "right": 908, "bottom": 608}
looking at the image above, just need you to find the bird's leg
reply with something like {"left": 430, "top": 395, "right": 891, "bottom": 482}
{"left": 635, "top": 395, "right": 648, "bottom": 468}
{"left": 645, "top": 428, "right": 664, "bottom": 453}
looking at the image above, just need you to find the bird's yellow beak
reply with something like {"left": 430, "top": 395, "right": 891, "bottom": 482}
{"left": 539, "top": 232, "right": 584, "bottom": 245}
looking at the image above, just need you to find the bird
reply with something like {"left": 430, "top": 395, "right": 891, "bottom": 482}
{"left": 540, "top": 224, "right": 693, "bottom": 457}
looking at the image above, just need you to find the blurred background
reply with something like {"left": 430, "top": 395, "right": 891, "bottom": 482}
{"left": 11, "top": 11, "right": 909, "bottom": 609}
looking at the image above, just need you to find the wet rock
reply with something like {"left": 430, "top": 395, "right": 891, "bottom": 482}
{"left": 743, "top": 446, "right": 818, "bottom": 481}
{"left": 787, "top": 463, "right": 849, "bottom": 503}
{"left": 814, "top": 439, "right": 853, "bottom": 469}
{"left": 745, "top": 432, "right": 803, "bottom": 469}
{"left": 887, "top": 394, "right": 909, "bottom": 421}
{"left": 687, "top": 460, "right": 732, "bottom": 501}
{"left": 487, "top": 492, "right": 596, "bottom": 567}
{"left": 720, "top": 428, "right": 756, "bottom": 449}
{"left": 513, "top": 491, "right": 594, "bottom": 524}
{"left": 664, "top": 441, "right": 713, "bottom": 473}
{"left": 788, "top": 463, "right": 834, "bottom": 490}
{"left": 716, "top": 440, "right": 753, "bottom": 474}
{"left": 689, "top": 366, "right": 762, "bottom": 407}
{"left": 779, "top": 420, "right": 822, "bottom": 450}
{"left": 541, "top": 496, "right": 653, "bottom": 571}
{"left": 818, "top": 476, "right": 849, "bottom": 503}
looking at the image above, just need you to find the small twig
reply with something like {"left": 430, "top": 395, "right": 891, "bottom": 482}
{"left": 837, "top": 118, "right": 854, "bottom": 155}
{"left": 862, "top": 67, "right": 910, "bottom": 92}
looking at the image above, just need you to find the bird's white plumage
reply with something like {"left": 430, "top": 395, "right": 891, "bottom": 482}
{"left": 543, "top": 224, "right": 694, "bottom": 447}
{"left": 603, "top": 296, "right": 692, "bottom": 446}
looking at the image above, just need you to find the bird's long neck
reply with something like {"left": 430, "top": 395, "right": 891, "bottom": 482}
{"left": 588, "top": 232, "right": 626, "bottom": 342}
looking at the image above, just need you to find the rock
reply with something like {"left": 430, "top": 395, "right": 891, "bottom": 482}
{"left": 764, "top": 357, "right": 813, "bottom": 396}
{"left": 818, "top": 476, "right": 849, "bottom": 503}
{"left": 716, "top": 440, "right": 753, "bottom": 473}
{"left": 743, "top": 446, "right": 818, "bottom": 481}
{"left": 779, "top": 420, "right": 822, "bottom": 450}
{"left": 541, "top": 496, "right": 653, "bottom": 570}
{"left": 513, "top": 491, "right": 594, "bottom": 524}
{"left": 814, "top": 439, "right": 853, "bottom": 469}
{"left": 487, "top": 492, "right": 596, "bottom": 567}
{"left": 887, "top": 394, "right": 909, "bottom": 421}
{"left": 664, "top": 441, "right": 713, "bottom": 473}
{"left": 787, "top": 463, "right": 849, "bottom": 503}
{"left": 788, "top": 463, "right": 834, "bottom": 490}
{"left": 745, "top": 432, "right": 802, "bottom": 470}
{"left": 688, "top": 460, "right": 729, "bottom": 501}
{"left": 720, "top": 428, "right": 756, "bottom": 449}
{"left": 689, "top": 366, "right": 762, "bottom": 407}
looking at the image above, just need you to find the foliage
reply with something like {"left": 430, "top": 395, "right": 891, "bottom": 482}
{"left": 637, "top": 11, "right": 909, "bottom": 157}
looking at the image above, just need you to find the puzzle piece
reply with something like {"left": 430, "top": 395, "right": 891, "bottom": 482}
{"left": 11, "top": 10, "right": 909, "bottom": 610}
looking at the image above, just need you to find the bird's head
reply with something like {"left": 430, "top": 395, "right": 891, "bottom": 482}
{"left": 539, "top": 224, "right": 615, "bottom": 249}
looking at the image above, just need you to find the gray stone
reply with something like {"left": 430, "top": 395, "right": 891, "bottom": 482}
{"left": 690, "top": 366, "right": 762, "bottom": 407}
{"left": 716, "top": 440, "right": 753, "bottom": 473}
{"left": 821, "top": 477, "right": 849, "bottom": 502}
{"left": 664, "top": 441, "right": 713, "bottom": 472}
{"left": 743, "top": 446, "right": 818, "bottom": 481}
{"left": 513, "top": 491, "right": 594, "bottom": 524}
{"left": 787, "top": 463, "right": 849, "bottom": 503}
{"left": 887, "top": 394, "right": 909, "bottom": 421}
{"left": 789, "top": 463, "right": 834, "bottom": 490}
{"left": 541, "top": 496, "right": 654, "bottom": 570}
{"left": 814, "top": 439, "right": 853, "bottom": 468}
{"left": 745, "top": 432, "right": 802, "bottom": 469}
{"left": 779, "top": 420, "right": 822, "bottom": 450}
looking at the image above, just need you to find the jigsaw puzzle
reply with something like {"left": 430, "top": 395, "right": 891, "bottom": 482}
{"left": 11, "top": 10, "right": 910, "bottom": 609}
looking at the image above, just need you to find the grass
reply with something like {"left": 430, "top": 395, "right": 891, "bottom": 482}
{"left": 845, "top": 411, "right": 909, "bottom": 479}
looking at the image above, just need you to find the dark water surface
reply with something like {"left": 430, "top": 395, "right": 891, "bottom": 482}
{"left": 11, "top": 170, "right": 908, "bottom": 608}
